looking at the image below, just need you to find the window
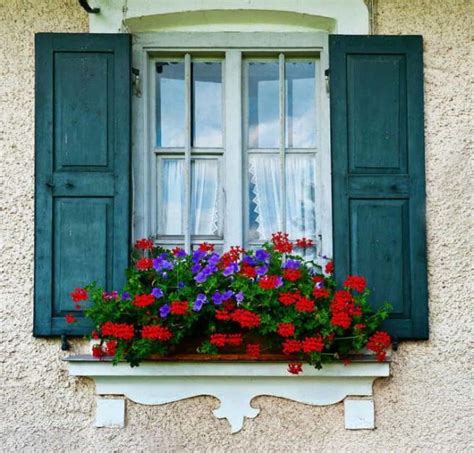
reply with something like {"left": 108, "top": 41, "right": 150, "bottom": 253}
{"left": 141, "top": 44, "right": 331, "bottom": 264}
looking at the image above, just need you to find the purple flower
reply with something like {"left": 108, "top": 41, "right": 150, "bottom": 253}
{"left": 256, "top": 264, "right": 268, "bottom": 276}
{"left": 223, "top": 262, "right": 239, "bottom": 277}
{"left": 243, "top": 255, "right": 256, "bottom": 266}
{"left": 159, "top": 303, "right": 171, "bottom": 318}
{"left": 122, "top": 291, "right": 131, "bottom": 300}
{"left": 222, "top": 290, "right": 234, "bottom": 300}
{"left": 173, "top": 248, "right": 187, "bottom": 258}
{"left": 208, "top": 253, "right": 221, "bottom": 266}
{"left": 212, "top": 292, "right": 223, "bottom": 305}
{"left": 191, "top": 263, "right": 201, "bottom": 274}
{"left": 275, "top": 276, "right": 284, "bottom": 288}
{"left": 192, "top": 249, "right": 206, "bottom": 263}
{"left": 192, "top": 293, "right": 207, "bottom": 312}
{"left": 177, "top": 281, "right": 185, "bottom": 289}
{"left": 153, "top": 256, "right": 174, "bottom": 272}
{"left": 255, "top": 249, "right": 270, "bottom": 262}
{"left": 151, "top": 287, "right": 164, "bottom": 298}
{"left": 235, "top": 291, "right": 244, "bottom": 304}
{"left": 282, "top": 259, "right": 300, "bottom": 270}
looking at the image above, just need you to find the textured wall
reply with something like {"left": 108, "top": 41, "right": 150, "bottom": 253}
{"left": 1, "top": 0, "right": 472, "bottom": 451}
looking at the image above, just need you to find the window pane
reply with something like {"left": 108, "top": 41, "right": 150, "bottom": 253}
{"left": 285, "top": 62, "right": 316, "bottom": 148}
{"left": 285, "top": 154, "right": 317, "bottom": 238}
{"left": 248, "top": 62, "right": 279, "bottom": 148}
{"left": 158, "top": 159, "right": 184, "bottom": 234}
{"left": 156, "top": 62, "right": 185, "bottom": 148}
{"left": 191, "top": 159, "right": 220, "bottom": 235}
{"left": 193, "top": 63, "right": 223, "bottom": 148}
{"left": 248, "top": 155, "right": 281, "bottom": 241}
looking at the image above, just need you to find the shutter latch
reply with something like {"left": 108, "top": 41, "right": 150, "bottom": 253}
{"left": 132, "top": 68, "right": 142, "bottom": 98}
{"left": 324, "top": 69, "right": 330, "bottom": 94}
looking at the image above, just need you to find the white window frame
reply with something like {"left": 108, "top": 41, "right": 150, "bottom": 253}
{"left": 132, "top": 32, "right": 332, "bottom": 263}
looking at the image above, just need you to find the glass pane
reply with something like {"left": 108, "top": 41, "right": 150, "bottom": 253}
{"left": 158, "top": 159, "right": 184, "bottom": 234}
{"left": 248, "top": 155, "right": 281, "bottom": 241}
{"left": 156, "top": 62, "right": 185, "bottom": 148}
{"left": 285, "top": 61, "right": 316, "bottom": 148}
{"left": 248, "top": 62, "right": 279, "bottom": 148}
{"left": 285, "top": 154, "right": 317, "bottom": 238}
{"left": 191, "top": 160, "right": 220, "bottom": 235}
{"left": 193, "top": 63, "right": 223, "bottom": 148}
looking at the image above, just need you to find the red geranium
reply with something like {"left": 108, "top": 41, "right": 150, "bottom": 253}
{"left": 198, "top": 242, "right": 215, "bottom": 252}
{"left": 215, "top": 309, "right": 232, "bottom": 321}
{"left": 278, "top": 292, "right": 299, "bottom": 306}
{"left": 240, "top": 264, "right": 257, "bottom": 278}
{"left": 70, "top": 287, "right": 88, "bottom": 302}
{"left": 295, "top": 296, "right": 314, "bottom": 313}
{"left": 277, "top": 322, "right": 295, "bottom": 337}
{"left": 325, "top": 261, "right": 334, "bottom": 274}
{"left": 141, "top": 325, "right": 172, "bottom": 341}
{"left": 246, "top": 343, "right": 260, "bottom": 358}
{"left": 258, "top": 275, "right": 283, "bottom": 290}
{"left": 367, "top": 331, "right": 391, "bottom": 361}
{"left": 302, "top": 335, "right": 324, "bottom": 353}
{"left": 283, "top": 269, "right": 301, "bottom": 281}
{"left": 210, "top": 333, "right": 227, "bottom": 347}
{"left": 105, "top": 340, "right": 117, "bottom": 355}
{"left": 330, "top": 311, "right": 352, "bottom": 329}
{"left": 313, "top": 287, "right": 330, "bottom": 299}
{"left": 135, "top": 238, "right": 154, "bottom": 250}
{"left": 344, "top": 275, "right": 367, "bottom": 293}
{"left": 65, "top": 313, "right": 76, "bottom": 324}
{"left": 282, "top": 339, "right": 302, "bottom": 354}
{"left": 136, "top": 258, "right": 153, "bottom": 270}
{"left": 295, "top": 237, "right": 314, "bottom": 248}
{"left": 272, "top": 232, "right": 293, "bottom": 253}
{"left": 92, "top": 344, "right": 104, "bottom": 358}
{"left": 227, "top": 333, "right": 243, "bottom": 346}
{"left": 231, "top": 309, "right": 261, "bottom": 328}
{"left": 133, "top": 294, "right": 155, "bottom": 308}
{"left": 170, "top": 301, "right": 189, "bottom": 315}
{"left": 101, "top": 321, "right": 134, "bottom": 340}
{"left": 287, "top": 362, "right": 303, "bottom": 375}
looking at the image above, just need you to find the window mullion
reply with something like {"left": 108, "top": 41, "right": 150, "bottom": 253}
{"left": 279, "top": 53, "right": 286, "bottom": 234}
{"left": 184, "top": 53, "right": 192, "bottom": 252}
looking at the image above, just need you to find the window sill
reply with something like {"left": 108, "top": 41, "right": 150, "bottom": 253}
{"left": 66, "top": 355, "right": 389, "bottom": 432}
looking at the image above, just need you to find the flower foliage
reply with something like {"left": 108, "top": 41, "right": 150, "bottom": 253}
{"left": 70, "top": 233, "right": 392, "bottom": 371}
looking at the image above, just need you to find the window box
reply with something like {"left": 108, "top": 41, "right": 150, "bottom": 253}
{"left": 66, "top": 355, "right": 389, "bottom": 432}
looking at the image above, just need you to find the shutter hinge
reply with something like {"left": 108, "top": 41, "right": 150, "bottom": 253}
{"left": 132, "top": 68, "right": 142, "bottom": 98}
{"left": 392, "top": 336, "right": 399, "bottom": 351}
{"left": 61, "top": 334, "right": 70, "bottom": 351}
{"left": 324, "top": 69, "right": 330, "bottom": 94}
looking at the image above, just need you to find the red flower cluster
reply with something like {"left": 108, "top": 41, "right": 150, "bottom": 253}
{"left": 277, "top": 322, "right": 295, "bottom": 337}
{"left": 288, "top": 362, "right": 303, "bottom": 375}
{"left": 278, "top": 291, "right": 300, "bottom": 306}
{"left": 258, "top": 275, "right": 282, "bottom": 290}
{"left": 92, "top": 344, "right": 104, "bottom": 358}
{"left": 215, "top": 309, "right": 232, "bottom": 321}
{"left": 170, "top": 301, "right": 189, "bottom": 315}
{"left": 70, "top": 287, "right": 88, "bottom": 302}
{"left": 282, "top": 339, "right": 302, "bottom": 354}
{"left": 135, "top": 238, "right": 154, "bottom": 250}
{"left": 220, "top": 246, "right": 243, "bottom": 269}
{"left": 330, "top": 290, "right": 360, "bottom": 329}
{"left": 65, "top": 313, "right": 76, "bottom": 324}
{"left": 295, "top": 237, "right": 314, "bottom": 248}
{"left": 105, "top": 340, "right": 117, "bottom": 355}
{"left": 198, "top": 242, "right": 215, "bottom": 252}
{"left": 101, "top": 321, "right": 134, "bottom": 340}
{"left": 171, "top": 246, "right": 185, "bottom": 256}
{"left": 272, "top": 232, "right": 293, "bottom": 253}
{"left": 231, "top": 309, "right": 261, "bottom": 328}
{"left": 312, "top": 287, "right": 330, "bottom": 299}
{"left": 354, "top": 323, "right": 366, "bottom": 330}
{"left": 141, "top": 325, "right": 172, "bottom": 341}
{"left": 302, "top": 335, "right": 324, "bottom": 353}
{"left": 136, "top": 258, "right": 153, "bottom": 270}
{"left": 367, "top": 331, "right": 391, "bottom": 361}
{"left": 246, "top": 343, "right": 260, "bottom": 358}
{"left": 210, "top": 333, "right": 243, "bottom": 347}
{"left": 283, "top": 269, "right": 301, "bottom": 281}
{"left": 133, "top": 294, "right": 155, "bottom": 308}
{"left": 325, "top": 261, "right": 334, "bottom": 274}
{"left": 344, "top": 275, "right": 367, "bottom": 293}
{"left": 240, "top": 263, "right": 257, "bottom": 278}
{"left": 295, "top": 296, "right": 314, "bottom": 313}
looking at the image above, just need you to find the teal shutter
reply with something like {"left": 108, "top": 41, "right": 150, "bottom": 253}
{"left": 34, "top": 34, "right": 131, "bottom": 336}
{"left": 330, "top": 35, "right": 428, "bottom": 340}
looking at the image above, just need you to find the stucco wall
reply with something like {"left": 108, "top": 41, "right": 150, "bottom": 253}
{"left": 1, "top": 0, "right": 472, "bottom": 451}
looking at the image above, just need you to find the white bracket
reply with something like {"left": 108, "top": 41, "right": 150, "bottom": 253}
{"left": 67, "top": 356, "right": 389, "bottom": 433}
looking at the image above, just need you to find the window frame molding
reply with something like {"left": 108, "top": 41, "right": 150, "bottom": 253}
{"left": 132, "top": 32, "right": 332, "bottom": 261}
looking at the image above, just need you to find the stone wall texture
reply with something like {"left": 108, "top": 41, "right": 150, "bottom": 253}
{"left": 1, "top": 0, "right": 472, "bottom": 451}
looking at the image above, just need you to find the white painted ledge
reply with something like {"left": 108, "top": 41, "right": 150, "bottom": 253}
{"left": 66, "top": 356, "right": 389, "bottom": 433}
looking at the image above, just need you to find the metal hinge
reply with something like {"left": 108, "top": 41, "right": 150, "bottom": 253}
{"left": 132, "top": 68, "right": 142, "bottom": 97}
{"left": 324, "top": 68, "right": 330, "bottom": 94}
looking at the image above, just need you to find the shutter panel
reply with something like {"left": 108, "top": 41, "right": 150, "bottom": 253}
{"left": 34, "top": 34, "right": 131, "bottom": 336}
{"left": 330, "top": 35, "right": 428, "bottom": 340}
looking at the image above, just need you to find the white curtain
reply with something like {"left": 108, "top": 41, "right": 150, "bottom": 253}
{"left": 191, "top": 160, "right": 219, "bottom": 235}
{"left": 160, "top": 159, "right": 219, "bottom": 236}
{"left": 249, "top": 154, "right": 316, "bottom": 240}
